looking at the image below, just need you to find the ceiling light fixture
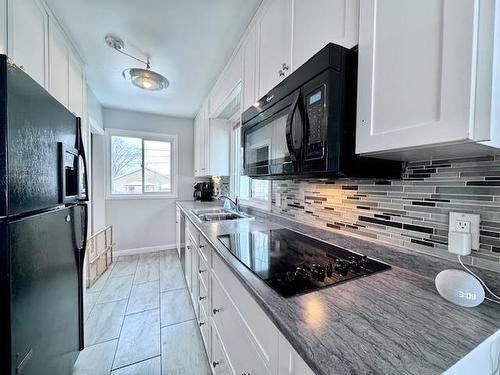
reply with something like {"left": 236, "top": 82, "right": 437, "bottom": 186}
{"left": 105, "top": 34, "right": 169, "bottom": 91}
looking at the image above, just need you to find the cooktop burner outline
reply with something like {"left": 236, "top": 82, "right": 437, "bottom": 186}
{"left": 217, "top": 228, "right": 391, "bottom": 297}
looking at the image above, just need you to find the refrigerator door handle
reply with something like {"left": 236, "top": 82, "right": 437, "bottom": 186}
{"left": 76, "top": 118, "right": 89, "bottom": 202}
{"left": 76, "top": 202, "right": 88, "bottom": 351}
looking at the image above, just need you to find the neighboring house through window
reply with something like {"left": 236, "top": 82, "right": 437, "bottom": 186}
{"left": 107, "top": 129, "right": 178, "bottom": 198}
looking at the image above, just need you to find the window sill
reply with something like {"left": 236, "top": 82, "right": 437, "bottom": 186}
{"left": 239, "top": 198, "right": 271, "bottom": 211}
{"left": 106, "top": 193, "right": 178, "bottom": 201}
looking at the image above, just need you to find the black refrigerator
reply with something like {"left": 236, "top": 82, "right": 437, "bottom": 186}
{"left": 0, "top": 55, "right": 88, "bottom": 374}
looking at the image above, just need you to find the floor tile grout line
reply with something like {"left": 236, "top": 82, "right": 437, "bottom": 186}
{"left": 109, "top": 260, "right": 138, "bottom": 373}
{"left": 110, "top": 354, "right": 161, "bottom": 373}
{"left": 160, "top": 318, "right": 196, "bottom": 329}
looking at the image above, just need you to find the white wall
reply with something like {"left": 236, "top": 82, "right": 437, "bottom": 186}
{"left": 91, "top": 134, "right": 106, "bottom": 233}
{"left": 87, "top": 86, "right": 106, "bottom": 234}
{"left": 87, "top": 86, "right": 104, "bottom": 132}
{"left": 103, "top": 108, "right": 194, "bottom": 251}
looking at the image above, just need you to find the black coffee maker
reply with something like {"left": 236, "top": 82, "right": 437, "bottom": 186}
{"left": 193, "top": 182, "right": 213, "bottom": 201}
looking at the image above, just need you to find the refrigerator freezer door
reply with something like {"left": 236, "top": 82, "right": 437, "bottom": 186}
{"left": 0, "top": 55, "right": 78, "bottom": 218}
{"left": 9, "top": 205, "right": 83, "bottom": 375}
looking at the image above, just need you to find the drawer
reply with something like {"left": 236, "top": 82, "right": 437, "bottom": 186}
{"left": 198, "top": 302, "right": 209, "bottom": 354}
{"left": 199, "top": 235, "right": 210, "bottom": 263}
{"left": 198, "top": 275, "right": 209, "bottom": 317}
{"left": 212, "top": 253, "right": 278, "bottom": 371}
{"left": 212, "top": 276, "right": 271, "bottom": 375}
{"left": 211, "top": 324, "right": 233, "bottom": 375}
{"left": 185, "top": 219, "right": 199, "bottom": 245}
{"left": 198, "top": 251, "right": 209, "bottom": 288}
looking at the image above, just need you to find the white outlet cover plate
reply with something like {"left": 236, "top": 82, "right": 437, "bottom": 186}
{"left": 449, "top": 212, "right": 480, "bottom": 250}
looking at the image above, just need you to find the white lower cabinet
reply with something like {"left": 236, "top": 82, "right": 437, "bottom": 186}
{"left": 212, "top": 275, "right": 271, "bottom": 375}
{"left": 182, "top": 217, "right": 314, "bottom": 375}
{"left": 211, "top": 324, "right": 233, "bottom": 375}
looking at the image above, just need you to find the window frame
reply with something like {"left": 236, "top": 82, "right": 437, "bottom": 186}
{"left": 105, "top": 128, "right": 178, "bottom": 200}
{"left": 230, "top": 121, "right": 271, "bottom": 211}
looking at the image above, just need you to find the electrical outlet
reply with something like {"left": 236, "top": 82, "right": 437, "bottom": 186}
{"left": 449, "top": 212, "right": 480, "bottom": 250}
{"left": 456, "top": 220, "right": 471, "bottom": 233}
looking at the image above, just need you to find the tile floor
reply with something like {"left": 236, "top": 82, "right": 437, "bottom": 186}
{"left": 73, "top": 250, "right": 211, "bottom": 375}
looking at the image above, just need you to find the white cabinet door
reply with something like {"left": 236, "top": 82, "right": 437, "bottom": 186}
{"left": 242, "top": 24, "right": 258, "bottom": 111}
{"left": 190, "top": 246, "right": 200, "bottom": 317}
{"left": 210, "top": 47, "right": 243, "bottom": 116}
{"left": 193, "top": 113, "right": 201, "bottom": 176}
{"left": 184, "top": 234, "right": 193, "bottom": 290}
{"left": 211, "top": 325, "right": 233, "bottom": 375}
{"left": 257, "top": 0, "right": 292, "bottom": 98}
{"left": 48, "top": 18, "right": 68, "bottom": 107}
{"left": 292, "top": 0, "right": 359, "bottom": 69}
{"left": 8, "top": 0, "right": 48, "bottom": 87}
{"left": 68, "top": 53, "right": 84, "bottom": 117}
{"left": 0, "top": 0, "right": 6, "bottom": 54}
{"left": 202, "top": 101, "right": 210, "bottom": 175}
{"left": 208, "top": 119, "right": 230, "bottom": 177}
{"left": 278, "top": 333, "right": 314, "bottom": 375}
{"left": 356, "top": 0, "right": 479, "bottom": 154}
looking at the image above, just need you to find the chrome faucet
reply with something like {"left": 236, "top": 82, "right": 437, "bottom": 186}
{"left": 219, "top": 195, "right": 240, "bottom": 211}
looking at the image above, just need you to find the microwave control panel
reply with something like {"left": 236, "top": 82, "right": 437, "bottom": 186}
{"left": 305, "top": 85, "right": 326, "bottom": 159}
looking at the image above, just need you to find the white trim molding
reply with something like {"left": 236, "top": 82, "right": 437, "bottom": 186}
{"left": 114, "top": 244, "right": 177, "bottom": 257}
{"left": 105, "top": 128, "right": 179, "bottom": 200}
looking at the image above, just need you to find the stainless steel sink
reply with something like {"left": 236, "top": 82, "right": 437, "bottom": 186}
{"left": 191, "top": 208, "right": 253, "bottom": 222}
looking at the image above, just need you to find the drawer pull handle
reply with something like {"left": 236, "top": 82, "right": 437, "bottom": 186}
{"left": 199, "top": 321, "right": 206, "bottom": 327}
{"left": 213, "top": 308, "right": 221, "bottom": 315}
{"left": 199, "top": 269, "right": 207, "bottom": 274}
{"left": 199, "top": 296, "right": 206, "bottom": 301}
{"left": 199, "top": 244, "right": 205, "bottom": 248}
{"left": 213, "top": 361, "right": 220, "bottom": 368}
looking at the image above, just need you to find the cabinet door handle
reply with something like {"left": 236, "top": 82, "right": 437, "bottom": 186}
{"left": 199, "top": 269, "right": 207, "bottom": 274}
{"left": 199, "top": 244, "right": 205, "bottom": 248}
{"left": 212, "top": 361, "right": 220, "bottom": 368}
{"left": 279, "top": 69, "right": 285, "bottom": 77}
{"left": 282, "top": 63, "right": 289, "bottom": 71}
{"left": 199, "top": 296, "right": 206, "bottom": 301}
{"left": 199, "top": 321, "right": 206, "bottom": 327}
{"left": 213, "top": 307, "right": 221, "bottom": 315}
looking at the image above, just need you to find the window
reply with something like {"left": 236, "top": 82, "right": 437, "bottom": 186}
{"left": 230, "top": 122, "right": 271, "bottom": 210}
{"left": 107, "top": 129, "right": 177, "bottom": 198}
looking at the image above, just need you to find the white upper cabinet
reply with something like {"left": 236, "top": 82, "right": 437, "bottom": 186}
{"left": 242, "top": 24, "right": 258, "bottom": 111}
{"left": 194, "top": 100, "right": 230, "bottom": 177}
{"left": 8, "top": 0, "right": 48, "bottom": 87}
{"left": 0, "top": 0, "right": 6, "bottom": 54}
{"left": 292, "top": 0, "right": 359, "bottom": 69}
{"left": 48, "top": 18, "right": 69, "bottom": 107}
{"left": 68, "top": 52, "right": 84, "bottom": 117}
{"left": 356, "top": 0, "right": 500, "bottom": 158}
{"left": 210, "top": 46, "right": 243, "bottom": 116}
{"left": 257, "top": 0, "right": 292, "bottom": 98}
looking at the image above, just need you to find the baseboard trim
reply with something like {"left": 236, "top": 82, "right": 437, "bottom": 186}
{"left": 114, "top": 244, "right": 177, "bottom": 257}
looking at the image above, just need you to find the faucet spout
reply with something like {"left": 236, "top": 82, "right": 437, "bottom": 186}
{"left": 219, "top": 195, "right": 240, "bottom": 211}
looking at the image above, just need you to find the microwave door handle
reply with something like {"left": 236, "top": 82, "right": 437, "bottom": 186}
{"left": 286, "top": 93, "right": 299, "bottom": 163}
{"left": 285, "top": 92, "right": 305, "bottom": 165}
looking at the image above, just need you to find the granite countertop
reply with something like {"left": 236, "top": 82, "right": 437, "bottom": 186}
{"left": 176, "top": 200, "right": 500, "bottom": 375}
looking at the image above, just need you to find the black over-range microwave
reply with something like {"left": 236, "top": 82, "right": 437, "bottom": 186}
{"left": 241, "top": 43, "right": 402, "bottom": 179}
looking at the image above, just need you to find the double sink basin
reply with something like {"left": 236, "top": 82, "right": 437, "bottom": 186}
{"left": 191, "top": 208, "right": 253, "bottom": 222}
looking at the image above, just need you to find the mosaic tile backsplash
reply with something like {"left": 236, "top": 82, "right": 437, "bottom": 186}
{"left": 271, "top": 155, "right": 500, "bottom": 272}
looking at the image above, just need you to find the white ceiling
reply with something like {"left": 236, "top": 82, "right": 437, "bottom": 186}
{"left": 46, "top": 0, "right": 262, "bottom": 118}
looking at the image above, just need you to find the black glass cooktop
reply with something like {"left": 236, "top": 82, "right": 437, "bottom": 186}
{"left": 217, "top": 228, "right": 391, "bottom": 297}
